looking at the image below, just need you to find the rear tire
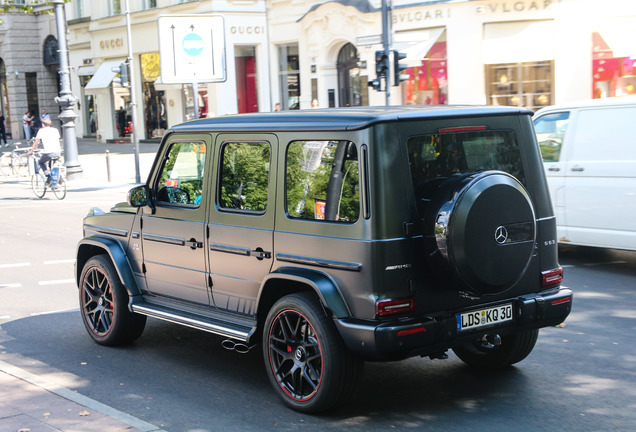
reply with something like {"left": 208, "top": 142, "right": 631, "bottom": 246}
{"left": 263, "top": 292, "right": 362, "bottom": 413}
{"left": 79, "top": 255, "right": 146, "bottom": 346}
{"left": 452, "top": 329, "right": 539, "bottom": 369}
{"left": 13, "top": 153, "right": 28, "bottom": 176}
{"left": 52, "top": 177, "right": 67, "bottom": 199}
{"left": 31, "top": 174, "right": 46, "bottom": 198}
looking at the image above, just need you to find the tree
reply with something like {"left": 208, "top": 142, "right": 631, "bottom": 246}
{"left": 0, "top": 1, "right": 71, "bottom": 25}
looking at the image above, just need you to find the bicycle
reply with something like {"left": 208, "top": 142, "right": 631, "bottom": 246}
{"left": 30, "top": 150, "right": 67, "bottom": 200}
{"left": 0, "top": 143, "right": 30, "bottom": 176}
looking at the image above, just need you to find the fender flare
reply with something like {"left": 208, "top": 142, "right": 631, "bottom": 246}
{"left": 75, "top": 235, "right": 141, "bottom": 297}
{"left": 259, "top": 266, "right": 351, "bottom": 318}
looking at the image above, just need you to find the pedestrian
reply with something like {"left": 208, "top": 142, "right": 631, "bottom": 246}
{"left": 31, "top": 110, "right": 42, "bottom": 138}
{"left": 22, "top": 110, "right": 33, "bottom": 140}
{"left": 0, "top": 112, "right": 7, "bottom": 147}
{"left": 274, "top": 103, "right": 281, "bottom": 112}
{"left": 28, "top": 117, "right": 61, "bottom": 185}
{"left": 312, "top": 98, "right": 319, "bottom": 108}
{"left": 41, "top": 108, "right": 50, "bottom": 121}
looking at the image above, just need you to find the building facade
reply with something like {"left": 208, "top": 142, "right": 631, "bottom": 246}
{"left": 62, "top": 0, "right": 636, "bottom": 140}
{"left": 0, "top": 4, "right": 60, "bottom": 140}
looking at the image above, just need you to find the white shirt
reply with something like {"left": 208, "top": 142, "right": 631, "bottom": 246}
{"left": 35, "top": 127, "right": 61, "bottom": 153}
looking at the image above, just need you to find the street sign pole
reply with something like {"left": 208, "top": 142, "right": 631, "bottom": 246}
{"left": 124, "top": 0, "right": 141, "bottom": 184}
{"left": 381, "top": 0, "right": 390, "bottom": 106}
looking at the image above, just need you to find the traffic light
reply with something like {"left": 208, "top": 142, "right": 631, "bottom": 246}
{"left": 368, "top": 78, "right": 381, "bottom": 92}
{"left": 392, "top": 50, "right": 408, "bottom": 86}
{"left": 375, "top": 50, "right": 389, "bottom": 78}
{"left": 112, "top": 62, "right": 130, "bottom": 88}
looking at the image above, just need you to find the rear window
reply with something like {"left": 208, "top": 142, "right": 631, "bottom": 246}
{"left": 407, "top": 130, "right": 525, "bottom": 217}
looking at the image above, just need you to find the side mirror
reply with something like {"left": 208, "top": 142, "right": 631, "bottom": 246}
{"left": 127, "top": 185, "right": 150, "bottom": 208}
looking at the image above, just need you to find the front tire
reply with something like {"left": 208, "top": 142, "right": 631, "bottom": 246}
{"left": 263, "top": 293, "right": 362, "bottom": 413}
{"left": 452, "top": 329, "right": 539, "bottom": 369}
{"left": 79, "top": 255, "right": 146, "bottom": 346}
{"left": 31, "top": 174, "right": 46, "bottom": 198}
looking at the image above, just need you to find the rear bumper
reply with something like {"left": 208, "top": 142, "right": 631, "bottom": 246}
{"left": 334, "top": 288, "right": 573, "bottom": 361}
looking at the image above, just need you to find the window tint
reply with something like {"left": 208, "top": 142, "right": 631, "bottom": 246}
{"left": 286, "top": 140, "right": 359, "bottom": 223}
{"left": 533, "top": 111, "right": 570, "bottom": 162}
{"left": 407, "top": 130, "right": 524, "bottom": 217}
{"left": 219, "top": 142, "right": 270, "bottom": 212}
{"left": 156, "top": 142, "right": 206, "bottom": 206}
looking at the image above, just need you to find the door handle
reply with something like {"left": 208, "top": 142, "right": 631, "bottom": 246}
{"left": 570, "top": 166, "right": 584, "bottom": 172}
{"left": 185, "top": 239, "right": 203, "bottom": 250}
{"left": 548, "top": 167, "right": 560, "bottom": 172}
{"left": 250, "top": 248, "right": 271, "bottom": 260}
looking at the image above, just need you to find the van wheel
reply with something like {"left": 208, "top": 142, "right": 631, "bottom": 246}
{"left": 79, "top": 255, "right": 146, "bottom": 346}
{"left": 452, "top": 329, "right": 539, "bottom": 369}
{"left": 263, "top": 292, "right": 362, "bottom": 413}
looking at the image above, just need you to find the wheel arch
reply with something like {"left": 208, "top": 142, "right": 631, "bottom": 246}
{"left": 255, "top": 266, "right": 351, "bottom": 333}
{"left": 76, "top": 235, "right": 141, "bottom": 297}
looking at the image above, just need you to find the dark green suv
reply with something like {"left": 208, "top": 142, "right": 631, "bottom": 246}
{"left": 76, "top": 106, "right": 572, "bottom": 413}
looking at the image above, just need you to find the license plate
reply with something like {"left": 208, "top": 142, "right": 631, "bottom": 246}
{"left": 456, "top": 303, "right": 513, "bottom": 332}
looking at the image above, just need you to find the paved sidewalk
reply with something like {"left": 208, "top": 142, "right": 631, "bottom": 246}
{"left": 0, "top": 361, "right": 165, "bottom": 432}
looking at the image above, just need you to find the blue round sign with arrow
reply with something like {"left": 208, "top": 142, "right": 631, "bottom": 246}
{"left": 182, "top": 32, "right": 204, "bottom": 56}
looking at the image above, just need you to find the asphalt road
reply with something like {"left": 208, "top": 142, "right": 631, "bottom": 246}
{"left": 1, "top": 165, "right": 636, "bottom": 431}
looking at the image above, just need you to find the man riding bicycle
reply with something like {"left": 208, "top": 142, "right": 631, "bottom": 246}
{"left": 28, "top": 117, "right": 61, "bottom": 185}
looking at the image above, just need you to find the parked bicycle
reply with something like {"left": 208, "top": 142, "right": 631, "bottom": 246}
{"left": 30, "top": 150, "right": 67, "bottom": 199}
{"left": 0, "top": 142, "right": 30, "bottom": 176}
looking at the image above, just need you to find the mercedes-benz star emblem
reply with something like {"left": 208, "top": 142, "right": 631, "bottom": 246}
{"left": 495, "top": 226, "right": 509, "bottom": 244}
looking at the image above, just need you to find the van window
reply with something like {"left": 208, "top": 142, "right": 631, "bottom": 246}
{"left": 533, "top": 111, "right": 570, "bottom": 162}
{"left": 156, "top": 141, "right": 206, "bottom": 206}
{"left": 572, "top": 107, "right": 636, "bottom": 161}
{"left": 219, "top": 142, "right": 270, "bottom": 212}
{"left": 407, "top": 130, "right": 525, "bottom": 217}
{"left": 286, "top": 140, "right": 359, "bottom": 223}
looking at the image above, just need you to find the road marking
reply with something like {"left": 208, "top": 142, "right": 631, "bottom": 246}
{"left": 0, "top": 315, "right": 10, "bottom": 320}
{"left": 38, "top": 279, "right": 75, "bottom": 286}
{"left": 44, "top": 259, "right": 76, "bottom": 265}
{"left": 0, "top": 262, "right": 31, "bottom": 268}
{"left": 0, "top": 283, "right": 21, "bottom": 288}
{"left": 30, "top": 308, "right": 79, "bottom": 316}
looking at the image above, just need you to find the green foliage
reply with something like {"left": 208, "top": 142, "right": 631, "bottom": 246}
{"left": 0, "top": 1, "right": 72, "bottom": 24}
{"left": 220, "top": 142, "right": 270, "bottom": 211}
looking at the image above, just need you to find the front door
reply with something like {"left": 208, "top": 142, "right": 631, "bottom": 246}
{"left": 207, "top": 134, "right": 277, "bottom": 315}
{"left": 140, "top": 135, "right": 210, "bottom": 304}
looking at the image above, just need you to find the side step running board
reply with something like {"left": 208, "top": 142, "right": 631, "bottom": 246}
{"left": 131, "top": 302, "right": 252, "bottom": 342}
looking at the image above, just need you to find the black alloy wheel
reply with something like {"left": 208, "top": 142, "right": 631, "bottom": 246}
{"left": 263, "top": 293, "right": 361, "bottom": 413}
{"left": 79, "top": 255, "right": 146, "bottom": 346}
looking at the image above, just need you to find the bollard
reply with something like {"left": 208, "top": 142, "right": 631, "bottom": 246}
{"left": 106, "top": 150, "right": 111, "bottom": 182}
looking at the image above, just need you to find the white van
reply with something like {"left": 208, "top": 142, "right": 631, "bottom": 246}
{"left": 533, "top": 97, "right": 636, "bottom": 251}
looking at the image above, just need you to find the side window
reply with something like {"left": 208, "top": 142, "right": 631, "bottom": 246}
{"left": 533, "top": 111, "right": 570, "bottom": 162}
{"left": 156, "top": 142, "right": 206, "bottom": 206}
{"left": 286, "top": 140, "right": 359, "bottom": 223}
{"left": 219, "top": 142, "right": 270, "bottom": 212}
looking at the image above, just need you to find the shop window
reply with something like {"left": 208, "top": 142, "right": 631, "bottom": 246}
{"left": 278, "top": 45, "right": 300, "bottom": 110}
{"left": 286, "top": 140, "right": 359, "bottom": 223}
{"left": 235, "top": 46, "right": 258, "bottom": 113}
{"left": 398, "top": 39, "right": 447, "bottom": 105}
{"left": 593, "top": 32, "right": 636, "bottom": 98}
{"left": 219, "top": 142, "right": 270, "bottom": 212}
{"left": 337, "top": 43, "right": 366, "bottom": 107}
{"left": 141, "top": 52, "right": 167, "bottom": 138}
{"left": 485, "top": 61, "right": 553, "bottom": 111}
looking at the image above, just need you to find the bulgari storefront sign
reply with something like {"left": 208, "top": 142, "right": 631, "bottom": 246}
{"left": 476, "top": 0, "right": 561, "bottom": 15}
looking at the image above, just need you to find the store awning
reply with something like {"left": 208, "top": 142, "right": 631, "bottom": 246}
{"left": 393, "top": 28, "right": 444, "bottom": 68}
{"left": 84, "top": 60, "right": 123, "bottom": 90}
{"left": 76, "top": 65, "right": 95, "bottom": 76}
{"left": 596, "top": 17, "right": 636, "bottom": 58}
{"left": 482, "top": 20, "right": 555, "bottom": 64}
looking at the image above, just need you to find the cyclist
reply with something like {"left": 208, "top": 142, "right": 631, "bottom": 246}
{"left": 28, "top": 117, "right": 61, "bottom": 185}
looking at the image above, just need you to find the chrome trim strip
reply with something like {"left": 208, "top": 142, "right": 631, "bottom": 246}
{"left": 131, "top": 304, "right": 249, "bottom": 341}
{"left": 83, "top": 224, "right": 128, "bottom": 237}
{"left": 210, "top": 243, "right": 251, "bottom": 256}
{"left": 276, "top": 253, "right": 361, "bottom": 272}
{"left": 142, "top": 233, "right": 185, "bottom": 246}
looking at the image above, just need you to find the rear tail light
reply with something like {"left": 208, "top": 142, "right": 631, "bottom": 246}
{"left": 376, "top": 297, "right": 415, "bottom": 316}
{"left": 437, "top": 126, "right": 487, "bottom": 133}
{"left": 542, "top": 267, "right": 563, "bottom": 287}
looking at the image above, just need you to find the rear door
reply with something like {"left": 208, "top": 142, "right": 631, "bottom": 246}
{"left": 140, "top": 135, "right": 210, "bottom": 304}
{"left": 207, "top": 134, "right": 277, "bottom": 314}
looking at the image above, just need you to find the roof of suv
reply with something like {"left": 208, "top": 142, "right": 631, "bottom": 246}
{"left": 170, "top": 105, "right": 533, "bottom": 133}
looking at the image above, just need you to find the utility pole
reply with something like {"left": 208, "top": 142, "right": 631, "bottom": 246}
{"left": 52, "top": 0, "right": 82, "bottom": 180}
{"left": 381, "top": 0, "right": 390, "bottom": 106}
{"left": 124, "top": 0, "right": 141, "bottom": 184}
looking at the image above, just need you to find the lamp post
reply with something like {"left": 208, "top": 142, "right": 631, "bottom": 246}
{"left": 52, "top": 0, "right": 82, "bottom": 180}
